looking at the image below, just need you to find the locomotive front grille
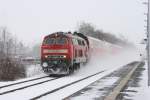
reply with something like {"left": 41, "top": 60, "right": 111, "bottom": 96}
{"left": 47, "top": 55, "right": 66, "bottom": 59}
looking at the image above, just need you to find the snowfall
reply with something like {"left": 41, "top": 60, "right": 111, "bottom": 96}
{"left": 0, "top": 37, "right": 149, "bottom": 100}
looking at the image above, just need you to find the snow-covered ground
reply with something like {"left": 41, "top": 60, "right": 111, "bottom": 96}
{"left": 123, "top": 43, "right": 150, "bottom": 100}
{"left": 126, "top": 62, "right": 150, "bottom": 100}
{"left": 0, "top": 37, "right": 144, "bottom": 100}
{"left": 0, "top": 48, "right": 141, "bottom": 100}
{"left": 25, "top": 64, "right": 44, "bottom": 77}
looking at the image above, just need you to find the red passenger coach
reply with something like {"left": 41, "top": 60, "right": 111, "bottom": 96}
{"left": 41, "top": 32, "right": 89, "bottom": 75}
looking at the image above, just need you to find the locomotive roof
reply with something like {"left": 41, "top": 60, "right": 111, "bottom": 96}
{"left": 44, "top": 32, "right": 85, "bottom": 40}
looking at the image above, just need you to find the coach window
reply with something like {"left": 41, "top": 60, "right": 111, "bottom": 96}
{"left": 76, "top": 39, "right": 79, "bottom": 45}
{"left": 72, "top": 39, "right": 75, "bottom": 45}
{"left": 82, "top": 41, "right": 85, "bottom": 46}
{"left": 77, "top": 40, "right": 82, "bottom": 45}
{"left": 77, "top": 40, "right": 80, "bottom": 45}
{"left": 72, "top": 39, "right": 78, "bottom": 45}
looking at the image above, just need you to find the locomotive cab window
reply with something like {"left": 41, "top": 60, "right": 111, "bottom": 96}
{"left": 43, "top": 37, "right": 67, "bottom": 45}
{"left": 43, "top": 37, "right": 55, "bottom": 45}
{"left": 55, "top": 38, "right": 68, "bottom": 45}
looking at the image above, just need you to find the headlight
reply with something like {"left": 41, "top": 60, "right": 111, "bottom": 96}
{"left": 45, "top": 55, "right": 48, "bottom": 58}
{"left": 63, "top": 55, "right": 66, "bottom": 58}
{"left": 42, "top": 62, "right": 48, "bottom": 67}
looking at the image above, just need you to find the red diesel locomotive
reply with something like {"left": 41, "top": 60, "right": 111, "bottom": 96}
{"left": 41, "top": 32, "right": 89, "bottom": 75}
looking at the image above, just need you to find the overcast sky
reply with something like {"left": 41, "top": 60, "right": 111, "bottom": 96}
{"left": 0, "top": 0, "right": 146, "bottom": 45}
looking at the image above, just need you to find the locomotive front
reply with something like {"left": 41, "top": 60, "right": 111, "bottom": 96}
{"left": 41, "top": 33, "right": 73, "bottom": 75}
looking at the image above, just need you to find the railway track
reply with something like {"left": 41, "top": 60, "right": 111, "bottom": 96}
{"left": 0, "top": 76, "right": 61, "bottom": 95}
{"left": 0, "top": 75, "right": 49, "bottom": 89}
{"left": 0, "top": 70, "right": 106, "bottom": 100}
{"left": 31, "top": 70, "right": 105, "bottom": 100}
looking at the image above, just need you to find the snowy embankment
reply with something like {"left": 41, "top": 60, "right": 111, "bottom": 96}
{"left": 126, "top": 62, "right": 150, "bottom": 100}
{"left": 120, "top": 43, "right": 150, "bottom": 100}
{"left": 26, "top": 64, "right": 45, "bottom": 77}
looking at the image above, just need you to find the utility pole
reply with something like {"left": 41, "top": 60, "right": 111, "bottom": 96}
{"left": 143, "top": 0, "right": 150, "bottom": 86}
{"left": 148, "top": 0, "right": 150, "bottom": 86}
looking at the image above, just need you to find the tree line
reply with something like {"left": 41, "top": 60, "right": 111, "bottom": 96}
{"left": 77, "top": 22, "right": 133, "bottom": 47}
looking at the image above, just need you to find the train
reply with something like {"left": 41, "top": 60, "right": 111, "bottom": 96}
{"left": 41, "top": 32, "right": 90, "bottom": 75}
{"left": 40, "top": 31, "right": 122, "bottom": 75}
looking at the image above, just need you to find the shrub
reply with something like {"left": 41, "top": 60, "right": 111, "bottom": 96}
{"left": 0, "top": 58, "right": 26, "bottom": 81}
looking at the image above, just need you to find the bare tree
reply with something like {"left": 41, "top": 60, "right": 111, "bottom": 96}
{"left": 0, "top": 27, "right": 26, "bottom": 81}
{"left": 77, "top": 22, "right": 95, "bottom": 36}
